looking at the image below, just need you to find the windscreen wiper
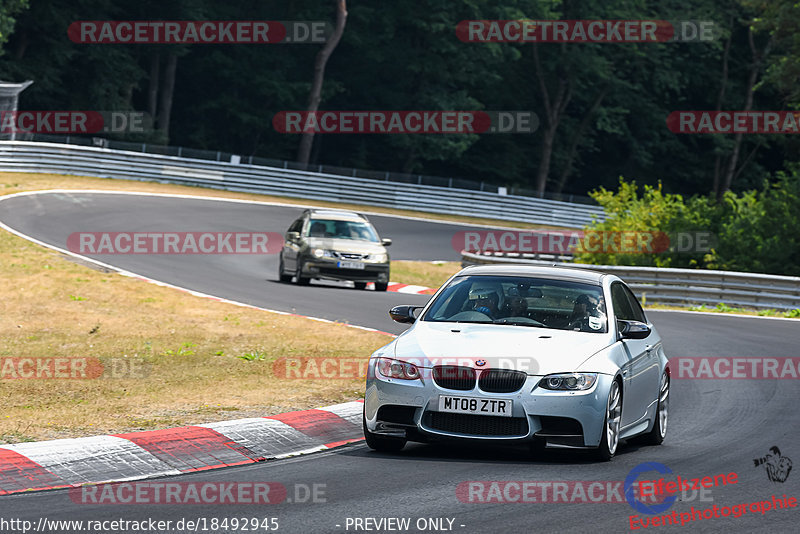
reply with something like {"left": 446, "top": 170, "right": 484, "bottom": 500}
{"left": 492, "top": 319, "right": 548, "bottom": 327}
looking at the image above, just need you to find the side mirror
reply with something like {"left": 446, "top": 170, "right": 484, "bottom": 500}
{"left": 286, "top": 231, "right": 300, "bottom": 242}
{"left": 381, "top": 238, "right": 393, "bottom": 247}
{"left": 389, "top": 305, "right": 422, "bottom": 324}
{"left": 618, "top": 319, "right": 651, "bottom": 340}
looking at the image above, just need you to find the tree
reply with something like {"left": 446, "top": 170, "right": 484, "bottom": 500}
{"left": 296, "top": 0, "right": 347, "bottom": 165}
{"left": 0, "top": 0, "right": 27, "bottom": 54}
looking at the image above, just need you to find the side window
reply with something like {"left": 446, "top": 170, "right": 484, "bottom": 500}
{"left": 611, "top": 283, "right": 635, "bottom": 321}
{"left": 623, "top": 285, "right": 647, "bottom": 323}
{"left": 288, "top": 218, "right": 303, "bottom": 233}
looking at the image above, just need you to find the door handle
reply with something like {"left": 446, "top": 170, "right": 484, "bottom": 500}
{"left": 645, "top": 344, "right": 653, "bottom": 352}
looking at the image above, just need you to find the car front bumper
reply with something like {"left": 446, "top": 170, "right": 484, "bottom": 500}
{"left": 301, "top": 260, "right": 390, "bottom": 283}
{"left": 364, "top": 358, "right": 614, "bottom": 448}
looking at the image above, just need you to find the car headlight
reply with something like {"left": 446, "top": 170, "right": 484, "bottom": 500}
{"left": 538, "top": 373, "right": 598, "bottom": 391}
{"left": 377, "top": 357, "right": 420, "bottom": 380}
{"left": 372, "top": 253, "right": 388, "bottom": 262}
{"left": 312, "top": 249, "right": 336, "bottom": 258}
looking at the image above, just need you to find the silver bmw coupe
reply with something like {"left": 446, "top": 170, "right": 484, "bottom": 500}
{"left": 363, "top": 264, "right": 670, "bottom": 460}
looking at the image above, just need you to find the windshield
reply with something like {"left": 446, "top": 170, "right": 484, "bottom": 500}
{"left": 306, "top": 219, "right": 380, "bottom": 242}
{"left": 421, "top": 275, "right": 607, "bottom": 333}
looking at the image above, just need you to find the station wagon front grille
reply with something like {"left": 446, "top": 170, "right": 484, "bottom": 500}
{"left": 337, "top": 252, "right": 368, "bottom": 260}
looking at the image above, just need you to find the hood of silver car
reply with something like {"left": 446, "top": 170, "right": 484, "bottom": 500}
{"left": 393, "top": 321, "right": 613, "bottom": 376}
{"left": 306, "top": 237, "right": 385, "bottom": 255}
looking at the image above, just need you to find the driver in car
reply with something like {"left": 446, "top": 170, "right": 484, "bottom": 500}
{"left": 568, "top": 294, "right": 602, "bottom": 331}
{"left": 469, "top": 287, "right": 500, "bottom": 319}
{"left": 501, "top": 287, "right": 529, "bottom": 318}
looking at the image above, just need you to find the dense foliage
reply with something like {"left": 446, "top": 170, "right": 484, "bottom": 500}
{"left": 575, "top": 172, "right": 800, "bottom": 276}
{"left": 0, "top": 0, "right": 798, "bottom": 200}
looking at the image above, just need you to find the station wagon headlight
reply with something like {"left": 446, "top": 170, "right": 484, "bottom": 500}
{"left": 538, "top": 373, "right": 598, "bottom": 390}
{"left": 377, "top": 357, "right": 420, "bottom": 380}
{"left": 312, "top": 248, "right": 336, "bottom": 258}
{"left": 372, "top": 253, "right": 388, "bottom": 262}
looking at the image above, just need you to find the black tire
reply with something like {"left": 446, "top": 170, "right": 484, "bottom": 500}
{"left": 642, "top": 372, "right": 669, "bottom": 445}
{"left": 374, "top": 282, "right": 389, "bottom": 292}
{"left": 354, "top": 282, "right": 367, "bottom": 290}
{"left": 295, "top": 261, "right": 310, "bottom": 286}
{"left": 595, "top": 379, "right": 622, "bottom": 461}
{"left": 363, "top": 413, "right": 406, "bottom": 452}
{"left": 278, "top": 256, "right": 292, "bottom": 283}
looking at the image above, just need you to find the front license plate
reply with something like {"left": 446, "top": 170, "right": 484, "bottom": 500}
{"left": 438, "top": 396, "right": 512, "bottom": 417}
{"left": 337, "top": 261, "right": 365, "bottom": 269}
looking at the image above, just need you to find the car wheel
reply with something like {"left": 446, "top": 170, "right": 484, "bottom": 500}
{"left": 596, "top": 379, "right": 622, "bottom": 461}
{"left": 354, "top": 282, "right": 367, "bottom": 290}
{"left": 295, "top": 261, "right": 310, "bottom": 286}
{"left": 278, "top": 256, "right": 292, "bottom": 283}
{"left": 642, "top": 372, "right": 669, "bottom": 445}
{"left": 363, "top": 412, "right": 406, "bottom": 453}
{"left": 374, "top": 282, "right": 389, "bottom": 292}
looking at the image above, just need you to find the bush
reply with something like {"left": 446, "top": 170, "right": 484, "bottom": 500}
{"left": 577, "top": 170, "right": 800, "bottom": 276}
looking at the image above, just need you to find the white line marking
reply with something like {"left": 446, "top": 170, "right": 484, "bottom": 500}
{"left": 0, "top": 188, "right": 546, "bottom": 230}
{"left": 0, "top": 190, "right": 397, "bottom": 337}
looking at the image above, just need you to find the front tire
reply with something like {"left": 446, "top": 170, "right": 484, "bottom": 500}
{"left": 278, "top": 256, "right": 292, "bottom": 283}
{"left": 374, "top": 282, "right": 389, "bottom": 292}
{"left": 363, "top": 413, "right": 406, "bottom": 452}
{"left": 642, "top": 372, "right": 669, "bottom": 445}
{"left": 295, "top": 261, "right": 310, "bottom": 286}
{"left": 596, "top": 379, "right": 622, "bottom": 461}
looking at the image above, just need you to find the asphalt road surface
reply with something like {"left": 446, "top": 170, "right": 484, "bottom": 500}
{"left": 1, "top": 190, "right": 798, "bottom": 534}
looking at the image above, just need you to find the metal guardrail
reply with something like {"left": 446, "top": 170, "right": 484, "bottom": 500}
{"left": 8, "top": 132, "right": 599, "bottom": 205}
{"left": 461, "top": 251, "right": 800, "bottom": 311}
{"left": 0, "top": 141, "right": 604, "bottom": 228}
